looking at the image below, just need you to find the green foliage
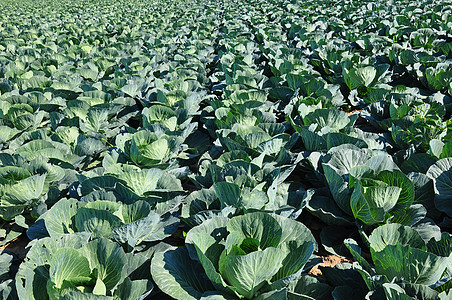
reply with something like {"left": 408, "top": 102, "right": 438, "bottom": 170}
{"left": 0, "top": 0, "right": 450, "bottom": 299}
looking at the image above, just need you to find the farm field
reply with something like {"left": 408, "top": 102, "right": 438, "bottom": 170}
{"left": 0, "top": 0, "right": 452, "bottom": 298}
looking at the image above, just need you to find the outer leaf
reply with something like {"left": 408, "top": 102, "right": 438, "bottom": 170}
{"left": 44, "top": 198, "right": 78, "bottom": 237}
{"left": 185, "top": 216, "right": 229, "bottom": 263}
{"left": 112, "top": 213, "right": 179, "bottom": 248}
{"left": 151, "top": 247, "right": 216, "bottom": 300}
{"left": 273, "top": 241, "right": 314, "bottom": 281}
{"left": 62, "top": 292, "right": 113, "bottom": 299}
{"left": 303, "top": 109, "right": 350, "bottom": 132}
{"left": 354, "top": 66, "right": 377, "bottom": 87}
{"left": 373, "top": 244, "right": 449, "bottom": 285}
{"left": 226, "top": 212, "right": 282, "bottom": 249}
{"left": 83, "top": 238, "right": 126, "bottom": 291}
{"left": 2, "top": 174, "right": 46, "bottom": 205}
{"left": 113, "top": 278, "right": 153, "bottom": 300}
{"left": 219, "top": 247, "right": 284, "bottom": 299}
{"left": 323, "top": 164, "right": 352, "bottom": 216}
{"left": 369, "top": 224, "right": 425, "bottom": 253}
{"left": 376, "top": 170, "right": 414, "bottom": 215}
{"left": 350, "top": 183, "right": 401, "bottom": 225}
{"left": 427, "top": 158, "right": 452, "bottom": 217}
{"left": 272, "top": 213, "right": 317, "bottom": 251}
{"left": 288, "top": 274, "right": 333, "bottom": 300}
{"left": 75, "top": 208, "right": 123, "bottom": 238}
{"left": 214, "top": 182, "right": 241, "bottom": 208}
{"left": 49, "top": 248, "right": 91, "bottom": 289}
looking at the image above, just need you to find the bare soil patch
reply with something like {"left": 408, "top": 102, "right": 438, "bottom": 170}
{"left": 309, "top": 255, "right": 350, "bottom": 276}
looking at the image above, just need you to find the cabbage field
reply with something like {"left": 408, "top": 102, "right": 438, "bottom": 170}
{"left": 0, "top": 0, "right": 451, "bottom": 298}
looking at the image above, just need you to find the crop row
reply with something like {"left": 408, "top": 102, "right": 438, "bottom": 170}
{"left": 0, "top": 0, "right": 451, "bottom": 299}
